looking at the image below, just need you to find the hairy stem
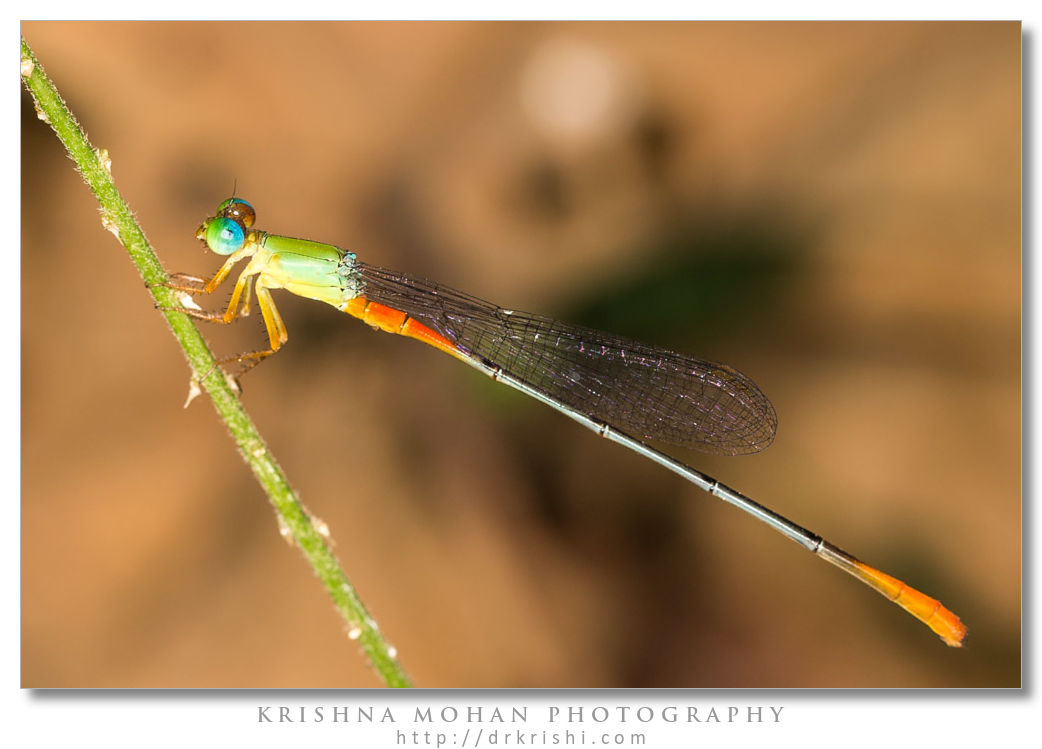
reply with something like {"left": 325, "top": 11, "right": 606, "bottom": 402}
{"left": 21, "top": 35, "right": 411, "bottom": 688}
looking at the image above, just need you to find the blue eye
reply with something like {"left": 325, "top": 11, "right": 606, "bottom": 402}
{"left": 205, "top": 216, "right": 246, "bottom": 255}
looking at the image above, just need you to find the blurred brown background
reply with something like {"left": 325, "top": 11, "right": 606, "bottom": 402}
{"left": 21, "top": 22, "right": 1019, "bottom": 687}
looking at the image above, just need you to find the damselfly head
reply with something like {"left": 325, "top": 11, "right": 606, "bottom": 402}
{"left": 198, "top": 198, "right": 256, "bottom": 256}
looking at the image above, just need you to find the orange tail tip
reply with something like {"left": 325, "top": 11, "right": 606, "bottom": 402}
{"left": 853, "top": 561, "right": 967, "bottom": 647}
{"left": 816, "top": 542, "right": 966, "bottom": 646}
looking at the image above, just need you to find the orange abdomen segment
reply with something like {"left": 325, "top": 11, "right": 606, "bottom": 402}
{"left": 343, "top": 296, "right": 466, "bottom": 361}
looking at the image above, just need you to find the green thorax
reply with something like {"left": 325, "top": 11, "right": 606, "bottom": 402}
{"left": 257, "top": 232, "right": 364, "bottom": 308}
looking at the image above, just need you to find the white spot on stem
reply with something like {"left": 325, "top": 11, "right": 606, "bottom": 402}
{"left": 100, "top": 212, "right": 119, "bottom": 239}
{"left": 95, "top": 147, "right": 112, "bottom": 175}
{"left": 176, "top": 291, "right": 202, "bottom": 311}
{"left": 224, "top": 371, "right": 241, "bottom": 395}
{"left": 276, "top": 514, "right": 293, "bottom": 541}
{"left": 311, "top": 515, "right": 330, "bottom": 538}
{"left": 183, "top": 378, "right": 202, "bottom": 408}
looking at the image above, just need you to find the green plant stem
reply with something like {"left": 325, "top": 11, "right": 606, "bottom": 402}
{"left": 21, "top": 36, "right": 411, "bottom": 688}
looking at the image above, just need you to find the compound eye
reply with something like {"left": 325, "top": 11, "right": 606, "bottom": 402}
{"left": 204, "top": 215, "right": 246, "bottom": 255}
{"left": 219, "top": 198, "right": 255, "bottom": 228}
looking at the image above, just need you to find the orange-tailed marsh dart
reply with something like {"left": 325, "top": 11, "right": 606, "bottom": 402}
{"left": 166, "top": 196, "right": 966, "bottom": 648}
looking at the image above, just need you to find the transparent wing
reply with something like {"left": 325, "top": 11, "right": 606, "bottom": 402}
{"left": 357, "top": 261, "right": 777, "bottom": 455}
